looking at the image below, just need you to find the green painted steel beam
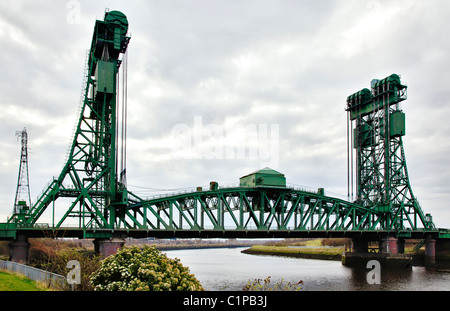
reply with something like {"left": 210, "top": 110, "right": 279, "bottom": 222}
{"left": 123, "top": 187, "right": 383, "bottom": 233}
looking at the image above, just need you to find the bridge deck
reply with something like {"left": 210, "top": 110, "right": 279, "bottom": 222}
{"left": 0, "top": 225, "right": 443, "bottom": 240}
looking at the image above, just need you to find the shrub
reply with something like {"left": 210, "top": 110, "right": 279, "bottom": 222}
{"left": 90, "top": 245, "right": 204, "bottom": 291}
{"left": 243, "top": 276, "right": 303, "bottom": 291}
{"left": 0, "top": 241, "right": 9, "bottom": 260}
{"left": 28, "top": 238, "right": 100, "bottom": 291}
{"left": 51, "top": 248, "right": 101, "bottom": 291}
{"left": 321, "top": 238, "right": 350, "bottom": 247}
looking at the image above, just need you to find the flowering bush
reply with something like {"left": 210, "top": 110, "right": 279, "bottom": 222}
{"left": 242, "top": 276, "right": 303, "bottom": 291}
{"left": 90, "top": 245, "right": 204, "bottom": 291}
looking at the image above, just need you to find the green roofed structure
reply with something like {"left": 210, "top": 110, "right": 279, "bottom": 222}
{"left": 239, "top": 167, "right": 286, "bottom": 188}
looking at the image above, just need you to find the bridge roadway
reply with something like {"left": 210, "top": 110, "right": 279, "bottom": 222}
{"left": 0, "top": 226, "right": 444, "bottom": 240}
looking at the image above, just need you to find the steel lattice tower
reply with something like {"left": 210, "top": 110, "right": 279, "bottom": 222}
{"left": 12, "top": 128, "right": 32, "bottom": 220}
{"left": 346, "top": 74, "right": 435, "bottom": 230}
{"left": 8, "top": 10, "right": 131, "bottom": 228}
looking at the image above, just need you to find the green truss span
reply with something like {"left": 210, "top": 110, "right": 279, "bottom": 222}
{"left": 0, "top": 186, "right": 443, "bottom": 240}
{"left": 1, "top": 11, "right": 446, "bottom": 241}
{"left": 127, "top": 187, "right": 411, "bottom": 232}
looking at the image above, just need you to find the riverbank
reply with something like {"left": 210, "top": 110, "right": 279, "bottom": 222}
{"left": 242, "top": 245, "right": 344, "bottom": 261}
{"left": 155, "top": 243, "right": 252, "bottom": 251}
{"left": 241, "top": 244, "right": 436, "bottom": 268}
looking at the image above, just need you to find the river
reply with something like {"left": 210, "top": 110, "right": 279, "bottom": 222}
{"left": 164, "top": 247, "right": 450, "bottom": 291}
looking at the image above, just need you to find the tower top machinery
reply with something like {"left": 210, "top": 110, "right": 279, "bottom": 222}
{"left": 346, "top": 74, "right": 434, "bottom": 230}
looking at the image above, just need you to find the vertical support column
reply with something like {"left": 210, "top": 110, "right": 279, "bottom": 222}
{"left": 94, "top": 237, "right": 125, "bottom": 258}
{"left": 342, "top": 237, "right": 369, "bottom": 267}
{"left": 379, "top": 236, "right": 399, "bottom": 254}
{"left": 9, "top": 234, "right": 30, "bottom": 263}
{"left": 343, "top": 236, "right": 412, "bottom": 269}
{"left": 424, "top": 235, "right": 436, "bottom": 266}
{"left": 397, "top": 238, "right": 405, "bottom": 254}
{"left": 259, "top": 192, "right": 266, "bottom": 230}
{"left": 351, "top": 238, "right": 369, "bottom": 253}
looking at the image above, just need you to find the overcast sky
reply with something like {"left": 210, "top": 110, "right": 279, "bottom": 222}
{"left": 1, "top": 0, "right": 449, "bottom": 228}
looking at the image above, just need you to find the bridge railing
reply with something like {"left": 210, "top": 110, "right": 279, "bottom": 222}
{"left": 135, "top": 183, "right": 353, "bottom": 202}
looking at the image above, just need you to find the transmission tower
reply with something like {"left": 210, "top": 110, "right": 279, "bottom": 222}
{"left": 12, "top": 128, "right": 32, "bottom": 222}
{"left": 346, "top": 74, "right": 434, "bottom": 230}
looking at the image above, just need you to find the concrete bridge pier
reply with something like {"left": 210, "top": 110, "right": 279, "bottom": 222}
{"left": 351, "top": 237, "right": 369, "bottom": 253}
{"left": 379, "top": 236, "right": 404, "bottom": 254}
{"left": 8, "top": 234, "right": 30, "bottom": 263}
{"left": 426, "top": 236, "right": 450, "bottom": 268}
{"left": 93, "top": 237, "right": 126, "bottom": 258}
{"left": 342, "top": 236, "right": 412, "bottom": 269}
{"left": 435, "top": 238, "right": 450, "bottom": 268}
{"left": 424, "top": 235, "right": 436, "bottom": 266}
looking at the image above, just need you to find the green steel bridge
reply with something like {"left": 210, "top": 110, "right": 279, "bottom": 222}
{"left": 1, "top": 10, "right": 449, "bottom": 251}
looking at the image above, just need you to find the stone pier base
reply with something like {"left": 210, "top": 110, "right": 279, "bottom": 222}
{"left": 342, "top": 236, "right": 412, "bottom": 269}
{"left": 427, "top": 238, "right": 450, "bottom": 268}
{"left": 425, "top": 235, "right": 436, "bottom": 266}
{"left": 94, "top": 238, "right": 125, "bottom": 258}
{"left": 342, "top": 252, "right": 412, "bottom": 269}
{"left": 9, "top": 235, "right": 30, "bottom": 263}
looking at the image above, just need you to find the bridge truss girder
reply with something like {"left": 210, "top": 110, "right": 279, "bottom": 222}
{"left": 123, "top": 187, "right": 385, "bottom": 233}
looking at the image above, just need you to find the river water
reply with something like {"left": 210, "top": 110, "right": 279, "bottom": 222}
{"left": 164, "top": 247, "right": 450, "bottom": 291}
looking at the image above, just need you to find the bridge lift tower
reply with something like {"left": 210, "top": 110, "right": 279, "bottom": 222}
{"left": 346, "top": 74, "right": 435, "bottom": 231}
{"left": 7, "top": 10, "right": 131, "bottom": 233}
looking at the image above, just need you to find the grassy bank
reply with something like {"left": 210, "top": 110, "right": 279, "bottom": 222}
{"left": 0, "top": 270, "right": 49, "bottom": 291}
{"left": 242, "top": 238, "right": 428, "bottom": 263}
{"left": 242, "top": 245, "right": 345, "bottom": 261}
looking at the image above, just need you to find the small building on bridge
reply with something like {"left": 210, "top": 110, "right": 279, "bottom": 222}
{"left": 239, "top": 167, "right": 286, "bottom": 188}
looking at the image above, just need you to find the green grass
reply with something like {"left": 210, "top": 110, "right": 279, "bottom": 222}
{"left": 0, "top": 270, "right": 48, "bottom": 291}
{"left": 250, "top": 245, "right": 344, "bottom": 256}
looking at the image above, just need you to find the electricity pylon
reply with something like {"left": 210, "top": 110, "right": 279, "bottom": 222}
{"left": 11, "top": 128, "right": 32, "bottom": 223}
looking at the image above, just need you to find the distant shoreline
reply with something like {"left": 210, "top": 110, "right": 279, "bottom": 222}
{"left": 143, "top": 243, "right": 252, "bottom": 252}
{"left": 240, "top": 245, "right": 440, "bottom": 268}
{"left": 241, "top": 245, "right": 343, "bottom": 261}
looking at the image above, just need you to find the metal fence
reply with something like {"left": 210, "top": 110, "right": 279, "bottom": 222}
{"left": 0, "top": 259, "right": 66, "bottom": 288}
